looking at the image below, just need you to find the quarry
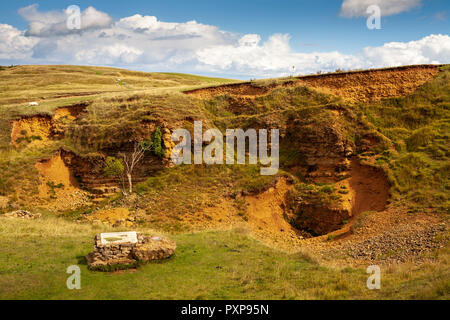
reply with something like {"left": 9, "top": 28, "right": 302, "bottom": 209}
{"left": 0, "top": 64, "right": 448, "bottom": 299}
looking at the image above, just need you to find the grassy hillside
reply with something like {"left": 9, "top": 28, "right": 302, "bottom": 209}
{"left": 0, "top": 65, "right": 448, "bottom": 300}
{"left": 0, "top": 65, "right": 237, "bottom": 106}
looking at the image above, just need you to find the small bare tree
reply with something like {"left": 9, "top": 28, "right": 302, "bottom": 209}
{"left": 119, "top": 141, "right": 150, "bottom": 195}
{"left": 103, "top": 128, "right": 165, "bottom": 196}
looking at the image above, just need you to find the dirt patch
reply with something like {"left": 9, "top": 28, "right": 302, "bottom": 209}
{"left": 52, "top": 104, "right": 88, "bottom": 138}
{"left": 181, "top": 178, "right": 303, "bottom": 250}
{"left": 10, "top": 104, "right": 88, "bottom": 145}
{"left": 53, "top": 104, "right": 88, "bottom": 121}
{"left": 10, "top": 115, "right": 52, "bottom": 146}
{"left": 87, "top": 208, "right": 133, "bottom": 226}
{"left": 185, "top": 65, "right": 441, "bottom": 102}
{"left": 35, "top": 152, "right": 89, "bottom": 211}
{"left": 244, "top": 178, "right": 304, "bottom": 248}
{"left": 0, "top": 196, "right": 9, "bottom": 210}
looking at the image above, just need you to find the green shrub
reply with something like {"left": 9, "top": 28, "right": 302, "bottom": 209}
{"left": 151, "top": 127, "right": 165, "bottom": 158}
{"left": 103, "top": 157, "right": 124, "bottom": 177}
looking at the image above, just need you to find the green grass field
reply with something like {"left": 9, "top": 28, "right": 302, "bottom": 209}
{"left": 0, "top": 215, "right": 448, "bottom": 300}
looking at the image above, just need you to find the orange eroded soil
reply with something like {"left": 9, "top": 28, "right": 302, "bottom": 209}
{"left": 10, "top": 104, "right": 88, "bottom": 145}
{"left": 35, "top": 152, "right": 89, "bottom": 211}
{"left": 53, "top": 104, "right": 88, "bottom": 121}
{"left": 181, "top": 178, "right": 302, "bottom": 250}
{"left": 182, "top": 160, "right": 390, "bottom": 251}
{"left": 297, "top": 65, "right": 440, "bottom": 102}
{"left": 10, "top": 115, "right": 52, "bottom": 146}
{"left": 244, "top": 178, "right": 303, "bottom": 247}
{"left": 87, "top": 208, "right": 133, "bottom": 226}
{"left": 185, "top": 65, "right": 441, "bottom": 102}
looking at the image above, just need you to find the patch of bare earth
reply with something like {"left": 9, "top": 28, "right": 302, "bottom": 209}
{"left": 10, "top": 104, "right": 88, "bottom": 146}
{"left": 86, "top": 208, "right": 134, "bottom": 227}
{"left": 10, "top": 115, "right": 52, "bottom": 146}
{"left": 179, "top": 178, "right": 304, "bottom": 251}
{"left": 35, "top": 152, "right": 90, "bottom": 211}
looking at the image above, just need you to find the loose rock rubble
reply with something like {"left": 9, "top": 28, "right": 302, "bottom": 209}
{"left": 3, "top": 210, "right": 41, "bottom": 219}
{"left": 85, "top": 232, "right": 176, "bottom": 271}
{"left": 347, "top": 223, "right": 447, "bottom": 263}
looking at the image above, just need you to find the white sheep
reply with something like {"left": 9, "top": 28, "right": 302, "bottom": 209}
{"left": 28, "top": 102, "right": 39, "bottom": 106}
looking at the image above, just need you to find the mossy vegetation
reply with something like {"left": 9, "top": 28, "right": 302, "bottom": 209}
{"left": 150, "top": 127, "right": 165, "bottom": 159}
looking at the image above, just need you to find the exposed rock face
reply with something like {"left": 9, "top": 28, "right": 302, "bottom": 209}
{"left": 286, "top": 158, "right": 389, "bottom": 236}
{"left": 286, "top": 187, "right": 352, "bottom": 236}
{"left": 86, "top": 232, "right": 176, "bottom": 271}
{"left": 185, "top": 65, "right": 440, "bottom": 102}
{"left": 286, "top": 108, "right": 355, "bottom": 183}
{"left": 296, "top": 65, "right": 440, "bottom": 102}
{"left": 60, "top": 148, "right": 164, "bottom": 197}
{"left": 4, "top": 210, "right": 41, "bottom": 219}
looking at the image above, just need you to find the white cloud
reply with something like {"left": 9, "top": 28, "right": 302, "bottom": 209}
{"left": 0, "top": 24, "right": 37, "bottom": 59}
{"left": 340, "top": 0, "right": 421, "bottom": 17}
{"left": 19, "top": 4, "right": 112, "bottom": 36}
{"left": 196, "top": 34, "right": 363, "bottom": 77}
{"left": 117, "top": 14, "right": 158, "bottom": 30}
{"left": 0, "top": 5, "right": 448, "bottom": 78}
{"left": 363, "top": 34, "right": 450, "bottom": 67}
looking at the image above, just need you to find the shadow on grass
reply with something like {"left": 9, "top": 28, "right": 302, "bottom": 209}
{"left": 76, "top": 255, "right": 88, "bottom": 266}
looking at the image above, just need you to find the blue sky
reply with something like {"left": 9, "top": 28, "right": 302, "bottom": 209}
{"left": 0, "top": 0, "right": 448, "bottom": 78}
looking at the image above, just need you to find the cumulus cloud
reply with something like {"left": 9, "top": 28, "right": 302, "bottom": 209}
{"left": 363, "top": 34, "right": 450, "bottom": 67}
{"left": 0, "top": 5, "right": 448, "bottom": 78}
{"left": 0, "top": 24, "right": 37, "bottom": 59}
{"left": 340, "top": 0, "right": 421, "bottom": 17}
{"left": 196, "top": 34, "right": 363, "bottom": 76}
{"left": 19, "top": 4, "right": 112, "bottom": 36}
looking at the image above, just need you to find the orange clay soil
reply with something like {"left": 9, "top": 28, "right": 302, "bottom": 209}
{"left": 10, "top": 115, "right": 52, "bottom": 145}
{"left": 53, "top": 103, "right": 88, "bottom": 121}
{"left": 322, "top": 158, "right": 390, "bottom": 239}
{"left": 185, "top": 64, "right": 441, "bottom": 102}
{"left": 10, "top": 104, "right": 88, "bottom": 145}
{"left": 178, "top": 158, "right": 390, "bottom": 251}
{"left": 86, "top": 208, "right": 133, "bottom": 226}
{"left": 178, "top": 178, "right": 303, "bottom": 250}
{"left": 35, "top": 152, "right": 89, "bottom": 211}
